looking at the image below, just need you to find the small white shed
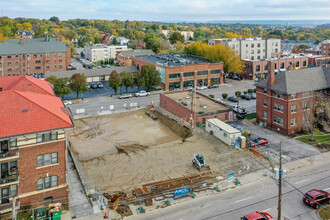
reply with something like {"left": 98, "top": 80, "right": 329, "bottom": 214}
{"left": 206, "top": 119, "right": 241, "bottom": 145}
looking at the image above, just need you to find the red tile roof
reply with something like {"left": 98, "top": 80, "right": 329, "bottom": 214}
{"left": 0, "top": 76, "right": 73, "bottom": 138}
{"left": 0, "top": 75, "right": 54, "bottom": 95}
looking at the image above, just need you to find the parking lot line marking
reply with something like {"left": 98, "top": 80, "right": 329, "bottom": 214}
{"left": 324, "top": 187, "right": 330, "bottom": 191}
{"left": 234, "top": 196, "right": 253, "bottom": 203}
{"left": 295, "top": 179, "right": 310, "bottom": 185}
{"left": 261, "top": 208, "right": 271, "bottom": 212}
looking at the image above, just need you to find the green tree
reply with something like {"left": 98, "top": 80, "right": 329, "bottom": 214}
{"left": 209, "top": 94, "right": 214, "bottom": 99}
{"left": 49, "top": 16, "right": 60, "bottom": 23}
{"left": 120, "top": 71, "right": 135, "bottom": 92}
{"left": 169, "top": 32, "right": 185, "bottom": 44}
{"left": 136, "top": 71, "right": 145, "bottom": 90}
{"left": 235, "top": 91, "right": 241, "bottom": 97}
{"left": 222, "top": 93, "right": 228, "bottom": 99}
{"left": 69, "top": 73, "right": 88, "bottom": 99}
{"left": 54, "top": 78, "right": 72, "bottom": 99}
{"left": 144, "top": 33, "right": 163, "bottom": 52}
{"left": 112, "top": 37, "right": 118, "bottom": 45}
{"left": 139, "top": 65, "right": 161, "bottom": 91}
{"left": 108, "top": 70, "right": 122, "bottom": 94}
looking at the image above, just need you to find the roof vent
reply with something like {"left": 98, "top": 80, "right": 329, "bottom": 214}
{"left": 0, "top": 87, "right": 2, "bottom": 91}
{"left": 22, "top": 109, "right": 28, "bottom": 112}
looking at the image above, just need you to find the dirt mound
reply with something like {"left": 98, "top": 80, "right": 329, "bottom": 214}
{"left": 116, "top": 144, "right": 147, "bottom": 155}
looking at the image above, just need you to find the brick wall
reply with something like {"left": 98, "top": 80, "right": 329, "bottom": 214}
{"left": 19, "top": 186, "right": 68, "bottom": 206}
{"left": 321, "top": 43, "right": 330, "bottom": 56}
{"left": 18, "top": 140, "right": 67, "bottom": 204}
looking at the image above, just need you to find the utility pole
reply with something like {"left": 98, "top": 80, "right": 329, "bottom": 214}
{"left": 12, "top": 197, "right": 17, "bottom": 220}
{"left": 278, "top": 140, "right": 283, "bottom": 220}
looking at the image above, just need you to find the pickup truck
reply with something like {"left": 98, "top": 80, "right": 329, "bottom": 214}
{"left": 232, "top": 106, "right": 247, "bottom": 115}
{"left": 135, "top": 90, "right": 150, "bottom": 97}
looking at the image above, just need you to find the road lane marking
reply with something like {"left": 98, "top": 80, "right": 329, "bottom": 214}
{"left": 295, "top": 179, "right": 310, "bottom": 185}
{"left": 324, "top": 187, "right": 330, "bottom": 191}
{"left": 262, "top": 208, "right": 271, "bottom": 212}
{"left": 234, "top": 196, "right": 253, "bottom": 203}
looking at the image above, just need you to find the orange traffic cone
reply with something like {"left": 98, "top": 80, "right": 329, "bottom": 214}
{"left": 104, "top": 211, "right": 107, "bottom": 219}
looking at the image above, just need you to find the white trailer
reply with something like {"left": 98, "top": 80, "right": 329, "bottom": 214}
{"left": 206, "top": 118, "right": 241, "bottom": 146}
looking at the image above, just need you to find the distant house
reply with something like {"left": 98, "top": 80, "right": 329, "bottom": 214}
{"left": 16, "top": 30, "right": 33, "bottom": 39}
{"left": 118, "top": 37, "right": 129, "bottom": 45}
{"left": 116, "top": 50, "right": 155, "bottom": 66}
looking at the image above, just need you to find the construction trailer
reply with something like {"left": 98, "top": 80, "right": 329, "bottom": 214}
{"left": 206, "top": 118, "right": 241, "bottom": 146}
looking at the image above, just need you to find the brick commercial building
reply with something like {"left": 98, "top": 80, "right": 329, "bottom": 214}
{"left": 208, "top": 38, "right": 281, "bottom": 60}
{"left": 0, "top": 75, "right": 74, "bottom": 214}
{"left": 321, "top": 40, "right": 330, "bottom": 56}
{"left": 132, "top": 54, "right": 224, "bottom": 91}
{"left": 116, "top": 50, "right": 154, "bottom": 66}
{"left": 255, "top": 62, "right": 330, "bottom": 135}
{"left": 243, "top": 54, "right": 309, "bottom": 81}
{"left": 0, "top": 36, "right": 71, "bottom": 77}
{"left": 160, "top": 90, "right": 233, "bottom": 126}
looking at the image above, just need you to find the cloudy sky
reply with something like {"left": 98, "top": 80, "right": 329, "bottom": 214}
{"left": 1, "top": 0, "right": 330, "bottom": 21}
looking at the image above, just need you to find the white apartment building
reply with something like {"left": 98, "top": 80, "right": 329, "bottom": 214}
{"left": 84, "top": 45, "right": 128, "bottom": 62}
{"left": 208, "top": 38, "right": 281, "bottom": 61}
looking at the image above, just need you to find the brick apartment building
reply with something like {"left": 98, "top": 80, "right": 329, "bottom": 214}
{"left": 321, "top": 40, "right": 330, "bottom": 56}
{"left": 243, "top": 55, "right": 309, "bottom": 80}
{"left": 131, "top": 54, "right": 224, "bottom": 91}
{"left": 116, "top": 50, "right": 154, "bottom": 66}
{"left": 0, "top": 75, "right": 73, "bottom": 214}
{"left": 255, "top": 62, "right": 330, "bottom": 135}
{"left": 0, "top": 36, "right": 71, "bottom": 77}
{"left": 208, "top": 38, "right": 281, "bottom": 60}
{"left": 160, "top": 91, "right": 233, "bottom": 126}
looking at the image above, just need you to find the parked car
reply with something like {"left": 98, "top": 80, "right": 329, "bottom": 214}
{"left": 135, "top": 90, "right": 150, "bottom": 97}
{"left": 241, "top": 211, "right": 273, "bottom": 220}
{"left": 87, "top": 83, "right": 90, "bottom": 89}
{"left": 241, "top": 94, "right": 252, "bottom": 100}
{"left": 97, "top": 82, "right": 104, "bottom": 88}
{"left": 106, "top": 64, "right": 111, "bottom": 68}
{"left": 101, "top": 65, "right": 106, "bottom": 68}
{"left": 63, "top": 100, "right": 72, "bottom": 106}
{"left": 249, "top": 93, "right": 256, "bottom": 99}
{"left": 236, "top": 113, "right": 245, "bottom": 120}
{"left": 248, "top": 138, "right": 269, "bottom": 147}
{"left": 151, "top": 115, "right": 158, "bottom": 120}
{"left": 232, "top": 106, "right": 247, "bottom": 114}
{"left": 232, "top": 75, "right": 242, "bottom": 80}
{"left": 185, "top": 86, "right": 193, "bottom": 90}
{"left": 97, "top": 66, "right": 102, "bottom": 69}
{"left": 208, "top": 85, "right": 219, "bottom": 89}
{"left": 216, "top": 98, "right": 223, "bottom": 102}
{"left": 303, "top": 189, "right": 330, "bottom": 209}
{"left": 196, "top": 86, "right": 207, "bottom": 90}
{"left": 91, "top": 82, "right": 98, "bottom": 89}
{"left": 227, "top": 96, "right": 238, "bottom": 102}
{"left": 119, "top": 93, "right": 132, "bottom": 99}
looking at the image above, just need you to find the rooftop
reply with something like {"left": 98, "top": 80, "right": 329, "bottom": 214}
{"left": 210, "top": 38, "right": 279, "bottom": 42}
{"left": 134, "top": 54, "right": 219, "bottom": 67}
{"left": 164, "top": 90, "right": 231, "bottom": 115}
{"left": 0, "top": 38, "right": 67, "bottom": 55}
{"left": 118, "top": 49, "right": 155, "bottom": 59}
{"left": 207, "top": 118, "right": 241, "bottom": 134}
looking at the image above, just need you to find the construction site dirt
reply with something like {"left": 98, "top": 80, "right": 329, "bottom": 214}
{"left": 68, "top": 108, "right": 265, "bottom": 195}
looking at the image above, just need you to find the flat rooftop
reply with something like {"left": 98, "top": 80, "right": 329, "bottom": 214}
{"left": 135, "top": 54, "right": 219, "bottom": 67}
{"left": 165, "top": 90, "right": 230, "bottom": 115}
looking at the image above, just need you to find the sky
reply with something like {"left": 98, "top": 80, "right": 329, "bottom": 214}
{"left": 1, "top": 0, "right": 330, "bottom": 22}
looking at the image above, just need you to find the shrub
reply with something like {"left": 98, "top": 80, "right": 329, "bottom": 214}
{"left": 243, "top": 91, "right": 247, "bottom": 94}
{"left": 247, "top": 89, "right": 254, "bottom": 93}
{"left": 254, "top": 88, "right": 256, "bottom": 92}
{"left": 209, "top": 94, "right": 214, "bottom": 98}
{"left": 235, "top": 91, "right": 241, "bottom": 97}
{"left": 222, "top": 93, "right": 228, "bottom": 99}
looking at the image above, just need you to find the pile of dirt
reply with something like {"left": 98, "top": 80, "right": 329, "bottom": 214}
{"left": 116, "top": 144, "right": 147, "bottom": 155}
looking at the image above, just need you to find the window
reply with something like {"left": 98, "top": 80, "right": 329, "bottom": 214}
{"left": 256, "top": 65, "right": 260, "bottom": 71}
{"left": 197, "top": 70, "right": 208, "bottom": 76}
{"left": 251, "top": 44, "right": 254, "bottom": 48}
{"left": 169, "top": 73, "right": 180, "bottom": 79}
{"left": 263, "top": 88, "right": 267, "bottom": 94}
{"left": 291, "top": 118, "right": 296, "bottom": 126}
{"left": 275, "top": 48, "right": 278, "bottom": 52}
{"left": 37, "top": 176, "right": 58, "bottom": 190}
{"left": 36, "top": 66, "right": 41, "bottom": 70}
{"left": 15, "top": 60, "right": 19, "bottom": 64}
{"left": 7, "top": 68, "right": 12, "bottom": 72}
{"left": 302, "top": 92, "right": 311, "bottom": 97}
{"left": 257, "top": 49, "right": 260, "bottom": 54}
{"left": 37, "top": 152, "right": 58, "bottom": 167}
{"left": 291, "top": 105, "right": 297, "bottom": 113}
{"left": 303, "top": 60, "right": 307, "bottom": 66}
{"left": 7, "top": 56, "right": 11, "bottom": 59}
{"left": 257, "top": 56, "right": 260, "bottom": 59}
{"left": 281, "top": 62, "right": 284, "bottom": 68}
{"left": 35, "top": 60, "right": 41, "bottom": 64}
{"left": 291, "top": 93, "right": 296, "bottom": 99}
{"left": 46, "top": 66, "right": 50, "bottom": 70}
{"left": 274, "top": 116, "right": 283, "bottom": 125}
{"left": 183, "top": 72, "right": 194, "bottom": 77}
{"left": 296, "top": 61, "right": 300, "bottom": 67}
{"left": 263, "top": 112, "right": 267, "bottom": 119}
{"left": 9, "top": 138, "right": 17, "bottom": 148}
{"left": 46, "top": 60, "right": 50, "bottom": 64}
{"left": 59, "top": 59, "right": 62, "bottom": 62}
{"left": 251, "top": 56, "right": 254, "bottom": 60}
{"left": 225, "top": 114, "right": 228, "bottom": 120}
{"left": 9, "top": 185, "right": 17, "bottom": 197}
{"left": 7, "top": 62, "right": 11, "bottom": 66}
{"left": 303, "top": 103, "right": 311, "bottom": 110}
{"left": 264, "top": 64, "right": 268, "bottom": 71}
{"left": 274, "top": 104, "right": 283, "bottom": 112}
{"left": 246, "top": 44, "right": 248, "bottom": 47}
{"left": 263, "top": 100, "right": 267, "bottom": 106}
{"left": 36, "top": 131, "right": 58, "bottom": 143}
{"left": 275, "top": 42, "right": 279, "bottom": 46}
{"left": 274, "top": 92, "right": 284, "bottom": 99}
{"left": 210, "top": 69, "right": 221, "bottom": 74}
{"left": 59, "top": 65, "right": 63, "bottom": 69}
{"left": 257, "top": 43, "right": 260, "bottom": 47}
{"left": 33, "top": 54, "right": 37, "bottom": 58}
{"left": 251, "top": 50, "right": 254, "bottom": 54}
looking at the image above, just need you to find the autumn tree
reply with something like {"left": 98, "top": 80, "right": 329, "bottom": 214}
{"left": 138, "top": 65, "right": 161, "bottom": 91}
{"left": 144, "top": 33, "right": 163, "bottom": 52}
{"left": 69, "top": 73, "right": 88, "bottom": 99}
{"left": 224, "top": 32, "right": 241, "bottom": 39}
{"left": 169, "top": 32, "right": 184, "bottom": 44}
{"left": 120, "top": 71, "right": 135, "bottom": 92}
{"left": 240, "top": 27, "right": 253, "bottom": 37}
{"left": 108, "top": 70, "right": 122, "bottom": 94}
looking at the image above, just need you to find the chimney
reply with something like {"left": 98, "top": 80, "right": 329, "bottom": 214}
{"left": 19, "top": 38, "right": 23, "bottom": 45}
{"left": 45, "top": 32, "right": 48, "bottom": 41}
{"left": 267, "top": 61, "right": 275, "bottom": 88}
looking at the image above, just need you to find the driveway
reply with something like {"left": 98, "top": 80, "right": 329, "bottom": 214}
{"left": 227, "top": 121, "right": 320, "bottom": 163}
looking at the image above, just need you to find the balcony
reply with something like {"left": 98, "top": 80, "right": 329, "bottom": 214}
{"left": 0, "top": 172, "right": 18, "bottom": 186}
{"left": 0, "top": 150, "right": 19, "bottom": 161}
{"left": 0, "top": 198, "right": 20, "bottom": 213}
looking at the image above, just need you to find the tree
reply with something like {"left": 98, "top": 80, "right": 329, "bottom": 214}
{"left": 144, "top": 33, "right": 163, "bottom": 52}
{"left": 53, "top": 78, "right": 72, "bottom": 99}
{"left": 108, "top": 70, "right": 122, "bottom": 95}
{"left": 139, "top": 65, "right": 161, "bottom": 91}
{"left": 120, "top": 71, "right": 135, "bottom": 92}
{"left": 209, "top": 94, "right": 214, "bottom": 99}
{"left": 240, "top": 27, "right": 253, "bottom": 37}
{"left": 169, "top": 32, "right": 184, "bottom": 44}
{"left": 49, "top": 16, "right": 60, "bottom": 23}
{"left": 222, "top": 93, "right": 228, "bottom": 100}
{"left": 136, "top": 71, "right": 145, "bottom": 90}
{"left": 235, "top": 91, "right": 241, "bottom": 97}
{"left": 69, "top": 73, "right": 88, "bottom": 99}
{"left": 112, "top": 37, "right": 118, "bottom": 45}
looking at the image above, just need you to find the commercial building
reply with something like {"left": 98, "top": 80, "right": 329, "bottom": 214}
{"left": 83, "top": 45, "right": 128, "bottom": 62}
{"left": 0, "top": 37, "right": 71, "bottom": 77}
{"left": 116, "top": 50, "right": 155, "bottom": 66}
{"left": 321, "top": 40, "right": 330, "bottom": 56}
{"left": 132, "top": 54, "right": 224, "bottom": 91}
{"left": 0, "top": 75, "right": 73, "bottom": 213}
{"left": 45, "top": 66, "right": 138, "bottom": 82}
{"left": 255, "top": 62, "right": 330, "bottom": 135}
{"left": 160, "top": 90, "right": 233, "bottom": 126}
{"left": 208, "top": 38, "right": 281, "bottom": 60}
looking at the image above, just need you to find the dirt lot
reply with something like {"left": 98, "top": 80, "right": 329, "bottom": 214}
{"left": 69, "top": 109, "right": 264, "bottom": 194}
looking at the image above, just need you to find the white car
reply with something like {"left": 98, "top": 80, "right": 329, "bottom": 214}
{"left": 232, "top": 105, "right": 247, "bottom": 114}
{"left": 63, "top": 100, "right": 72, "bottom": 106}
{"left": 196, "top": 86, "right": 207, "bottom": 90}
{"left": 135, "top": 90, "right": 150, "bottom": 97}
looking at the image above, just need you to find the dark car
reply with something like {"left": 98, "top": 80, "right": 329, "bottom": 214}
{"left": 101, "top": 64, "right": 106, "bottom": 68}
{"left": 249, "top": 93, "right": 256, "bottom": 99}
{"left": 232, "top": 75, "right": 242, "bottom": 80}
{"left": 303, "top": 189, "right": 330, "bottom": 209}
{"left": 91, "top": 82, "right": 98, "bottom": 89}
{"left": 241, "top": 94, "right": 251, "bottom": 100}
{"left": 228, "top": 96, "right": 238, "bottom": 102}
{"left": 236, "top": 113, "right": 245, "bottom": 120}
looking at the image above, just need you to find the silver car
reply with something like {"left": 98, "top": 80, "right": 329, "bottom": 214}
{"left": 119, "top": 93, "right": 132, "bottom": 99}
